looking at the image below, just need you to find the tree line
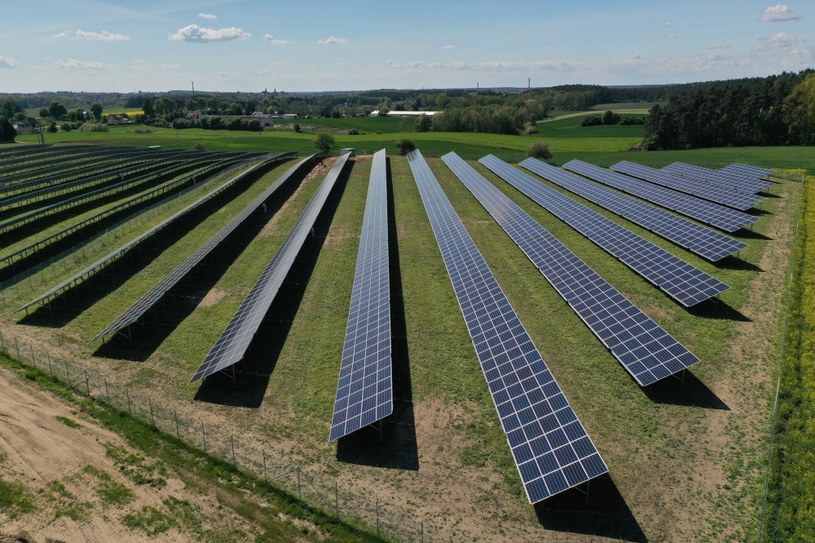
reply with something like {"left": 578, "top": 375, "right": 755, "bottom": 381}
{"left": 644, "top": 70, "right": 815, "bottom": 149}
{"left": 3, "top": 71, "right": 813, "bottom": 144}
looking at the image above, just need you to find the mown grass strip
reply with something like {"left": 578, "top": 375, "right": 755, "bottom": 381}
{"left": 764, "top": 175, "right": 815, "bottom": 542}
{"left": 0, "top": 350, "right": 388, "bottom": 543}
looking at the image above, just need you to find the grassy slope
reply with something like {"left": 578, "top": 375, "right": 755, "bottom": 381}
{"left": 2, "top": 124, "right": 812, "bottom": 541}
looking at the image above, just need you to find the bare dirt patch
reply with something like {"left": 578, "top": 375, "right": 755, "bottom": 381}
{"left": 198, "top": 288, "right": 226, "bottom": 308}
{"left": 0, "top": 366, "right": 253, "bottom": 543}
{"left": 259, "top": 158, "right": 335, "bottom": 238}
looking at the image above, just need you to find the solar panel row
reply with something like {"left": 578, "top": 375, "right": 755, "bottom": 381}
{"left": 519, "top": 158, "right": 745, "bottom": 262}
{"left": 329, "top": 149, "right": 393, "bottom": 441}
{"left": 190, "top": 152, "right": 352, "bottom": 384}
{"left": 563, "top": 160, "right": 757, "bottom": 233}
{"left": 663, "top": 162, "right": 772, "bottom": 194}
{"left": 443, "top": 152, "right": 699, "bottom": 386}
{"left": 480, "top": 155, "right": 729, "bottom": 307}
{"left": 91, "top": 154, "right": 310, "bottom": 343}
{"left": 408, "top": 149, "right": 607, "bottom": 503}
{"left": 611, "top": 161, "right": 761, "bottom": 211}
{"left": 0, "top": 153, "right": 245, "bottom": 235}
{"left": 16, "top": 155, "right": 290, "bottom": 315}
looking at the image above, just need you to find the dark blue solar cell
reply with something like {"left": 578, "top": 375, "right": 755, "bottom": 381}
{"left": 554, "top": 445, "right": 578, "bottom": 465}
{"left": 563, "top": 462, "right": 588, "bottom": 486}
{"left": 538, "top": 452, "right": 560, "bottom": 475}
{"left": 544, "top": 471, "right": 569, "bottom": 494}
{"left": 520, "top": 460, "right": 541, "bottom": 481}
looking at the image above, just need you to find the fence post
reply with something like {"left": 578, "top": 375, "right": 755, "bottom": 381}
{"left": 376, "top": 497, "right": 380, "bottom": 537}
{"left": 201, "top": 421, "right": 207, "bottom": 453}
{"left": 296, "top": 466, "right": 302, "bottom": 501}
{"left": 64, "top": 360, "right": 70, "bottom": 386}
{"left": 30, "top": 345, "right": 36, "bottom": 369}
{"left": 84, "top": 371, "right": 90, "bottom": 396}
{"left": 47, "top": 352, "right": 53, "bottom": 376}
{"left": 335, "top": 481, "right": 339, "bottom": 517}
{"left": 174, "top": 410, "right": 180, "bottom": 440}
{"left": 262, "top": 450, "right": 267, "bottom": 482}
{"left": 231, "top": 434, "right": 236, "bottom": 465}
{"left": 104, "top": 378, "right": 110, "bottom": 404}
{"left": 126, "top": 388, "right": 132, "bottom": 415}
{"left": 14, "top": 337, "right": 20, "bottom": 361}
{"left": 149, "top": 399, "right": 155, "bottom": 426}
{"left": 0, "top": 330, "right": 4, "bottom": 351}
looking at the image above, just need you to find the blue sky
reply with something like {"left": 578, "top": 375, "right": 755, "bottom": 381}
{"left": 0, "top": 1, "right": 811, "bottom": 93}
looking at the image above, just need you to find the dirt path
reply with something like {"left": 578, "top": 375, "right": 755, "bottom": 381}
{"left": 0, "top": 366, "right": 250, "bottom": 543}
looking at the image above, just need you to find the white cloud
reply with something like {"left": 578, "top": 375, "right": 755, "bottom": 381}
{"left": 58, "top": 58, "right": 110, "bottom": 69}
{"left": 707, "top": 42, "right": 730, "bottom": 49}
{"left": 317, "top": 35, "right": 348, "bottom": 45}
{"left": 665, "top": 21, "right": 674, "bottom": 27}
{"left": 53, "top": 30, "right": 70, "bottom": 39}
{"left": 198, "top": 13, "right": 217, "bottom": 20}
{"left": 667, "top": 32, "right": 676, "bottom": 39}
{"left": 0, "top": 55, "right": 17, "bottom": 68}
{"left": 762, "top": 4, "right": 799, "bottom": 21}
{"left": 169, "top": 24, "right": 250, "bottom": 42}
{"left": 441, "top": 44, "right": 456, "bottom": 50}
{"left": 76, "top": 29, "right": 130, "bottom": 41}
{"left": 263, "top": 34, "right": 292, "bottom": 45}
{"left": 383, "top": 59, "right": 400, "bottom": 68}
{"left": 762, "top": 31, "right": 806, "bottom": 48}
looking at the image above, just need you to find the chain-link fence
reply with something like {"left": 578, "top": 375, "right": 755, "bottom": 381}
{"left": 0, "top": 328, "right": 447, "bottom": 543}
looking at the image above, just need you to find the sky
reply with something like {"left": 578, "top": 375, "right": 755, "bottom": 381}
{"left": 0, "top": 0, "right": 812, "bottom": 93}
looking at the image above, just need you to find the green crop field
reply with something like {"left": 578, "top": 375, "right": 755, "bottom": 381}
{"left": 1, "top": 123, "right": 812, "bottom": 542}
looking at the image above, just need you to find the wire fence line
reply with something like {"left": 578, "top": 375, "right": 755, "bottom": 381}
{"left": 0, "top": 328, "right": 446, "bottom": 543}
{"left": 756, "top": 172, "right": 810, "bottom": 542}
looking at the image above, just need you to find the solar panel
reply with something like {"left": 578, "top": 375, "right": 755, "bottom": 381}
{"left": 408, "top": 149, "right": 607, "bottom": 503}
{"left": 663, "top": 162, "right": 772, "bottom": 194}
{"left": 329, "top": 149, "right": 393, "bottom": 441}
{"left": 563, "top": 160, "right": 757, "bottom": 233}
{"left": 519, "top": 158, "right": 745, "bottom": 262}
{"left": 480, "top": 155, "right": 729, "bottom": 307}
{"left": 610, "top": 160, "right": 761, "bottom": 211}
{"left": 90, "top": 155, "right": 310, "bottom": 343}
{"left": 443, "top": 152, "right": 699, "bottom": 386}
{"left": 190, "top": 152, "right": 351, "bottom": 384}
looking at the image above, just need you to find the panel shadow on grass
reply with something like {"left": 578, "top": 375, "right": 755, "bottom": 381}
{"left": 193, "top": 159, "right": 353, "bottom": 408}
{"left": 335, "top": 158, "right": 419, "bottom": 470}
{"left": 687, "top": 298, "right": 751, "bottom": 323}
{"left": 643, "top": 370, "right": 729, "bottom": 410}
{"left": 712, "top": 251, "right": 763, "bottom": 272}
{"left": 535, "top": 474, "right": 647, "bottom": 542}
{"left": 93, "top": 166, "right": 312, "bottom": 361}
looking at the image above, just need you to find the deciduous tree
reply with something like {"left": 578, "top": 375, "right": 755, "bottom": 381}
{"left": 314, "top": 131, "right": 336, "bottom": 153}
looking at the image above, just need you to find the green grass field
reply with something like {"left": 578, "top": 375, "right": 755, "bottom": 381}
{"left": 15, "top": 116, "right": 814, "bottom": 173}
{"left": 2, "top": 121, "right": 812, "bottom": 542}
